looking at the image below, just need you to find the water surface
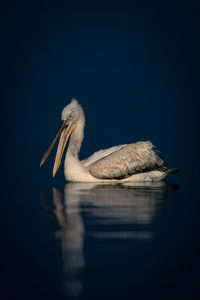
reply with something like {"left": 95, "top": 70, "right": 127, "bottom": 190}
{"left": 39, "top": 181, "right": 183, "bottom": 299}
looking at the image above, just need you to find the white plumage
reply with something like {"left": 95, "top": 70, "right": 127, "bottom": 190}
{"left": 40, "top": 99, "right": 178, "bottom": 182}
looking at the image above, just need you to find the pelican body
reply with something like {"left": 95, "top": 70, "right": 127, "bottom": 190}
{"left": 40, "top": 99, "right": 178, "bottom": 182}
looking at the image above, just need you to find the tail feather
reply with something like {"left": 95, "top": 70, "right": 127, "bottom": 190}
{"left": 165, "top": 168, "right": 179, "bottom": 175}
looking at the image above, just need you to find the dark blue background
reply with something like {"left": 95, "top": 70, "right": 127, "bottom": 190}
{"left": 1, "top": 1, "right": 200, "bottom": 299}
{"left": 1, "top": 0, "right": 200, "bottom": 185}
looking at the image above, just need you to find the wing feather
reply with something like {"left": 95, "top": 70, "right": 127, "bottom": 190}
{"left": 81, "top": 144, "right": 127, "bottom": 167}
{"left": 88, "top": 141, "right": 168, "bottom": 179}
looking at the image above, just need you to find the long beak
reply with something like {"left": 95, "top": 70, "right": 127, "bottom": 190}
{"left": 52, "top": 121, "right": 77, "bottom": 178}
{"left": 40, "top": 120, "right": 66, "bottom": 167}
{"left": 40, "top": 120, "right": 77, "bottom": 178}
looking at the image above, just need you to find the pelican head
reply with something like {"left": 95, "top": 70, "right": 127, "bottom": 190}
{"left": 40, "top": 99, "right": 84, "bottom": 178}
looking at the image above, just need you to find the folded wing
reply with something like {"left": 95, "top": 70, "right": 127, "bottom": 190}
{"left": 88, "top": 141, "right": 168, "bottom": 180}
{"left": 81, "top": 144, "right": 127, "bottom": 167}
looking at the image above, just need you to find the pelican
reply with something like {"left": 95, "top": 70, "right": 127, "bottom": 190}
{"left": 40, "top": 99, "right": 178, "bottom": 182}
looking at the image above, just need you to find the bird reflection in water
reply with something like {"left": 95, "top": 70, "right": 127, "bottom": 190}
{"left": 52, "top": 185, "right": 84, "bottom": 298}
{"left": 41, "top": 181, "right": 178, "bottom": 298}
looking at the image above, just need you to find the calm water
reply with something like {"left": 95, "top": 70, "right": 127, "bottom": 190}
{"left": 3, "top": 176, "right": 199, "bottom": 300}
{"left": 1, "top": 1, "right": 200, "bottom": 299}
